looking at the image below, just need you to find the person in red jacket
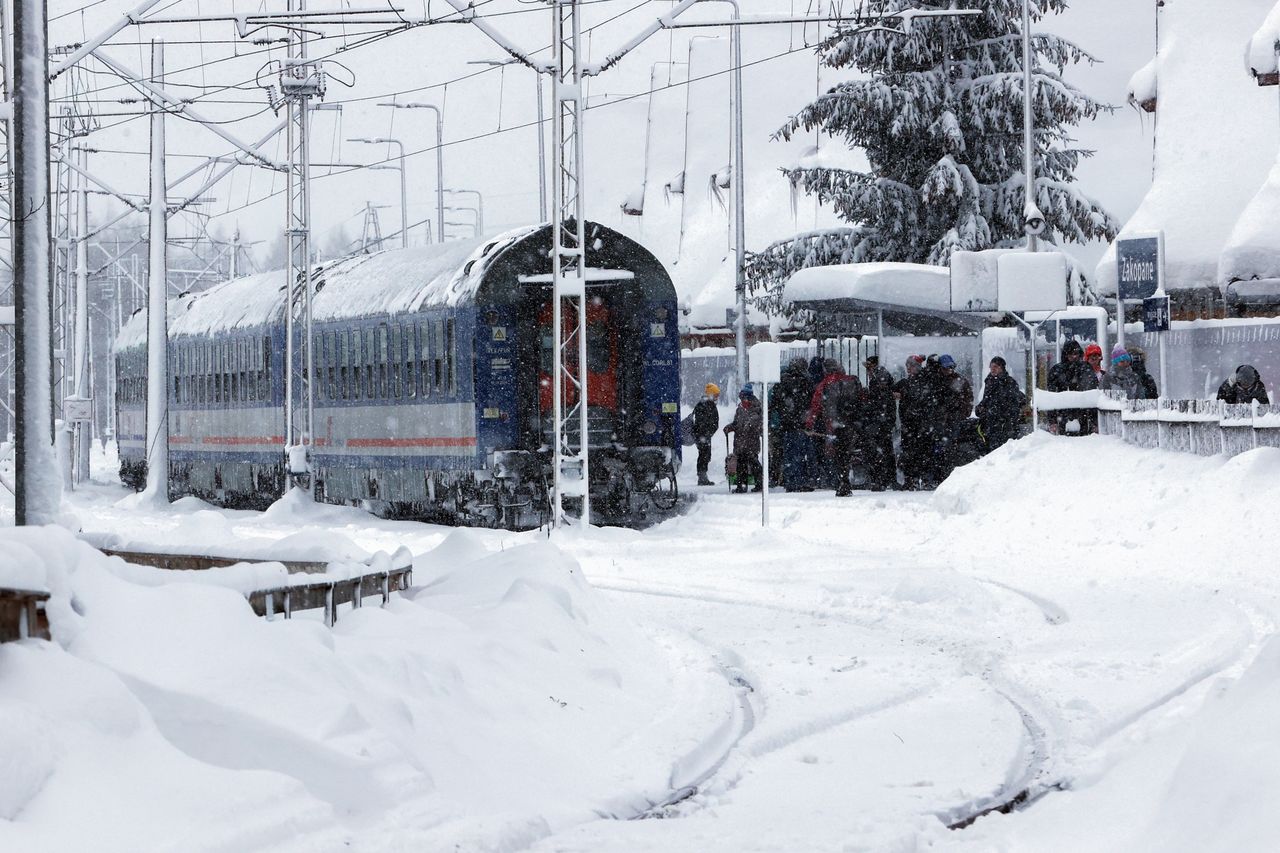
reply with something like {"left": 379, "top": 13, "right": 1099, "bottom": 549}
{"left": 805, "top": 358, "right": 864, "bottom": 497}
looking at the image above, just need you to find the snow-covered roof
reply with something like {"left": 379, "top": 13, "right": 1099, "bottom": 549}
{"left": 1220, "top": 159, "right": 1280, "bottom": 292}
{"left": 1097, "top": 0, "right": 1279, "bottom": 296}
{"left": 1247, "top": 2, "right": 1280, "bottom": 80}
{"left": 115, "top": 227, "right": 538, "bottom": 351}
{"left": 784, "top": 262, "right": 953, "bottom": 312}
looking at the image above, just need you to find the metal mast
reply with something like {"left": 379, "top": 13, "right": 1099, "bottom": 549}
{"left": 282, "top": 0, "right": 323, "bottom": 491}
{"left": 14, "top": 0, "right": 61, "bottom": 525}
{"left": 550, "top": 0, "right": 591, "bottom": 528}
{"left": 142, "top": 40, "right": 168, "bottom": 500}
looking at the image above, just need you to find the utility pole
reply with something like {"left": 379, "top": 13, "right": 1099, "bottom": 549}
{"left": 282, "top": 0, "right": 323, "bottom": 493}
{"left": 1021, "top": 0, "right": 1045, "bottom": 252}
{"left": 14, "top": 0, "right": 61, "bottom": 525}
{"left": 550, "top": 0, "right": 591, "bottom": 528}
{"left": 142, "top": 40, "right": 168, "bottom": 501}
{"left": 537, "top": 75, "right": 548, "bottom": 221}
{"left": 73, "top": 146, "right": 90, "bottom": 483}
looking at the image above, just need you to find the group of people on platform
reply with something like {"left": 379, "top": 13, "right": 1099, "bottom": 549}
{"left": 688, "top": 353, "right": 1028, "bottom": 495}
{"left": 1046, "top": 339, "right": 1270, "bottom": 435}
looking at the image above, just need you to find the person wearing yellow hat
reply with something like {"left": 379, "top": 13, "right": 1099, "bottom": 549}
{"left": 692, "top": 383, "right": 721, "bottom": 485}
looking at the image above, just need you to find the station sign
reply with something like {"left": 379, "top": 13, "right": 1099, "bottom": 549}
{"left": 1116, "top": 233, "right": 1163, "bottom": 300}
{"left": 1142, "top": 295, "right": 1171, "bottom": 333}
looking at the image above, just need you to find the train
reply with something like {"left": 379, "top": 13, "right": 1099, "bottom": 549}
{"left": 114, "top": 221, "right": 684, "bottom": 528}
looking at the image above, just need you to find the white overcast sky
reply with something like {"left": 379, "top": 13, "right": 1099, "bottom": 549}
{"left": 50, "top": 0, "right": 1159, "bottom": 270}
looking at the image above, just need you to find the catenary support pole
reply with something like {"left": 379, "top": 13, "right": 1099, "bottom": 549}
{"left": 14, "top": 0, "right": 62, "bottom": 525}
{"left": 74, "top": 146, "right": 90, "bottom": 483}
{"left": 142, "top": 40, "right": 169, "bottom": 502}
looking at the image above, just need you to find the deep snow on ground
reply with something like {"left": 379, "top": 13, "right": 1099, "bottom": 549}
{"left": 3, "top": 433, "right": 1280, "bottom": 851}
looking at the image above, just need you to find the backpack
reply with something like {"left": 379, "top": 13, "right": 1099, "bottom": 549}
{"left": 824, "top": 377, "right": 862, "bottom": 429}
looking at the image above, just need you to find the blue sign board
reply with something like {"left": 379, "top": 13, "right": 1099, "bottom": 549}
{"left": 1142, "top": 295, "right": 1171, "bottom": 333}
{"left": 1116, "top": 235, "right": 1161, "bottom": 300}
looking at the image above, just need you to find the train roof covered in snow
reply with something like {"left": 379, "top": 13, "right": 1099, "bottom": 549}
{"left": 115, "top": 222, "right": 676, "bottom": 350}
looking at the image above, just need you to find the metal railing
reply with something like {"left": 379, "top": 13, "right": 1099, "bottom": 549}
{"left": 1062, "top": 391, "right": 1280, "bottom": 458}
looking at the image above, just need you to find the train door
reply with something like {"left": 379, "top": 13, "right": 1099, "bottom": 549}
{"left": 536, "top": 295, "right": 619, "bottom": 413}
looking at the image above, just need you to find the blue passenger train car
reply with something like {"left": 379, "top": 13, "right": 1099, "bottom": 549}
{"left": 114, "top": 222, "right": 683, "bottom": 527}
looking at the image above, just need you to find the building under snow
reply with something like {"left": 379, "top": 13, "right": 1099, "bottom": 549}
{"left": 1098, "top": 0, "right": 1280, "bottom": 319}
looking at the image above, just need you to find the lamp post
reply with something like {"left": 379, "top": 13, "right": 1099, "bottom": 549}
{"left": 377, "top": 102, "right": 444, "bottom": 242}
{"left": 444, "top": 188, "right": 484, "bottom": 236}
{"left": 467, "top": 59, "right": 546, "bottom": 221}
{"left": 347, "top": 137, "right": 407, "bottom": 249}
{"left": 682, "top": 0, "right": 746, "bottom": 384}
{"left": 1021, "top": 0, "right": 1045, "bottom": 251}
{"left": 444, "top": 204, "right": 480, "bottom": 238}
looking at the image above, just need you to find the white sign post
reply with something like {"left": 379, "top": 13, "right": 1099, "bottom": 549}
{"left": 749, "top": 342, "right": 782, "bottom": 528}
{"left": 996, "top": 251, "right": 1069, "bottom": 431}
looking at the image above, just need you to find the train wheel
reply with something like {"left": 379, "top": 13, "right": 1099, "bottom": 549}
{"left": 649, "top": 462, "right": 679, "bottom": 511}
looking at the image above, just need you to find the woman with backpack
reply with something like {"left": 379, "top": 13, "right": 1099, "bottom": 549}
{"left": 806, "top": 359, "right": 864, "bottom": 497}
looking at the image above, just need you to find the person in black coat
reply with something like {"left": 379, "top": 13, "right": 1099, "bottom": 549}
{"left": 895, "top": 355, "right": 928, "bottom": 489}
{"left": 974, "top": 357, "right": 1027, "bottom": 452}
{"left": 1127, "top": 345, "right": 1159, "bottom": 399}
{"left": 692, "top": 383, "right": 721, "bottom": 485}
{"left": 915, "top": 355, "right": 956, "bottom": 488}
{"left": 860, "top": 355, "right": 897, "bottom": 490}
{"left": 773, "top": 358, "right": 816, "bottom": 491}
{"left": 1217, "top": 365, "right": 1270, "bottom": 405}
{"left": 1046, "top": 339, "right": 1097, "bottom": 434}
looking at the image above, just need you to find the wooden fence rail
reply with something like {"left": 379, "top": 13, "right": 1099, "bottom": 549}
{"left": 0, "top": 588, "right": 51, "bottom": 643}
{"left": 246, "top": 567, "right": 414, "bottom": 628}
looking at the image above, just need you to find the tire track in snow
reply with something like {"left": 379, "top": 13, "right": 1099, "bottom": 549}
{"left": 974, "top": 577, "right": 1070, "bottom": 625}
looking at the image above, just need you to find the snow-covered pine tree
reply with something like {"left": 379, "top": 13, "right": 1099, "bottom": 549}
{"left": 747, "top": 0, "right": 1120, "bottom": 315}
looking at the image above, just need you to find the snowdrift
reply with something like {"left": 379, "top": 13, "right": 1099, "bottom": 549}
{"left": 0, "top": 528, "right": 727, "bottom": 851}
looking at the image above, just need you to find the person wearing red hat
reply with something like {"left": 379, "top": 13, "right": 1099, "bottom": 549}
{"left": 1084, "top": 343, "right": 1106, "bottom": 386}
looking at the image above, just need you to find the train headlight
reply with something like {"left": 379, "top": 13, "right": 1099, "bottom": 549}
{"left": 642, "top": 420, "right": 657, "bottom": 435}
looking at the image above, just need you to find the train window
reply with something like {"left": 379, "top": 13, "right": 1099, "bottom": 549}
{"left": 433, "top": 319, "right": 444, "bottom": 394}
{"left": 377, "top": 324, "right": 389, "bottom": 399}
{"left": 404, "top": 324, "right": 416, "bottom": 399}
{"left": 262, "top": 337, "right": 271, "bottom": 402}
{"left": 390, "top": 325, "right": 402, "bottom": 399}
{"left": 240, "top": 339, "right": 249, "bottom": 403}
{"left": 418, "top": 321, "right": 430, "bottom": 398}
{"left": 339, "top": 329, "right": 350, "bottom": 400}
{"left": 326, "top": 331, "right": 337, "bottom": 401}
{"left": 345, "top": 327, "right": 355, "bottom": 402}
{"left": 312, "top": 334, "right": 323, "bottom": 402}
{"left": 446, "top": 317, "right": 456, "bottom": 395}
{"left": 364, "top": 327, "right": 375, "bottom": 401}
{"left": 247, "top": 339, "right": 257, "bottom": 403}
{"left": 587, "top": 316, "right": 611, "bottom": 374}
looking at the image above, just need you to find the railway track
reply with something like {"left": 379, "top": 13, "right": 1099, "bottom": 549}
{"left": 591, "top": 574, "right": 1272, "bottom": 836}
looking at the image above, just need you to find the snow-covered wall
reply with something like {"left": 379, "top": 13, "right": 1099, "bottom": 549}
{"left": 1096, "top": 0, "right": 1278, "bottom": 296}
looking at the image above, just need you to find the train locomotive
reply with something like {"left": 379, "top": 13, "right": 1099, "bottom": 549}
{"left": 114, "top": 221, "right": 684, "bottom": 528}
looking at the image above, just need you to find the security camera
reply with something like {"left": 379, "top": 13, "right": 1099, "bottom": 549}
{"left": 1024, "top": 204, "right": 1046, "bottom": 238}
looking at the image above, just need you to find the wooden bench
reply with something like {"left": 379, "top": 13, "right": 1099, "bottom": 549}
{"left": 0, "top": 588, "right": 51, "bottom": 643}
